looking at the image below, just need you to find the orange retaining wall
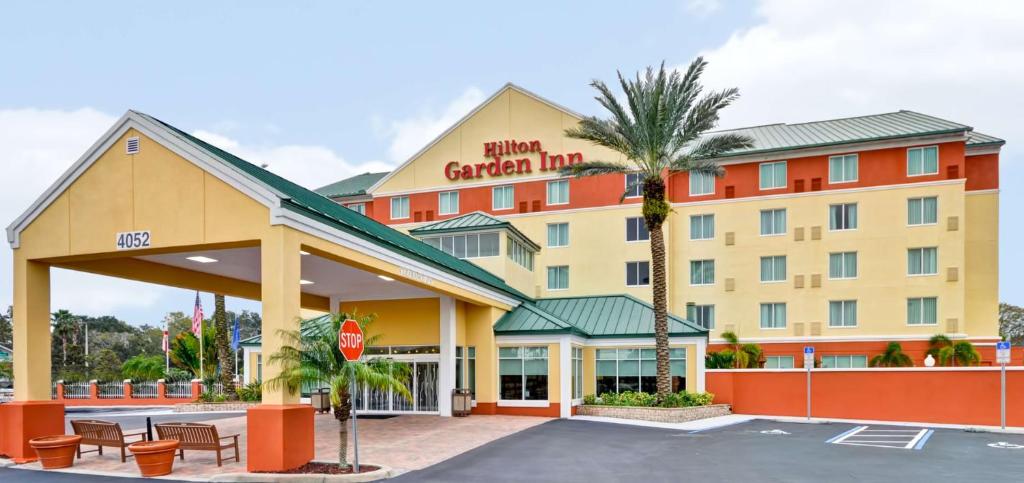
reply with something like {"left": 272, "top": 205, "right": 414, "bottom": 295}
{"left": 708, "top": 368, "right": 1024, "bottom": 427}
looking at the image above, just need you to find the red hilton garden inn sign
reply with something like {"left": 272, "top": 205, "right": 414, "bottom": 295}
{"left": 443, "top": 140, "right": 584, "bottom": 180}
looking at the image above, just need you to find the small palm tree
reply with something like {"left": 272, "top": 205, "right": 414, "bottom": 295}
{"left": 870, "top": 342, "right": 914, "bottom": 367}
{"left": 562, "top": 59, "right": 752, "bottom": 399}
{"left": 926, "top": 334, "right": 952, "bottom": 365}
{"left": 265, "top": 312, "right": 411, "bottom": 469}
{"left": 720, "top": 331, "right": 748, "bottom": 368}
{"left": 938, "top": 341, "right": 980, "bottom": 367}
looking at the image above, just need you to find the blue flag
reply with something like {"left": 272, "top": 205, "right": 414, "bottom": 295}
{"left": 230, "top": 316, "right": 241, "bottom": 351}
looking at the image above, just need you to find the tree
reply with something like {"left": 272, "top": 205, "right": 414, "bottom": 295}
{"left": 266, "top": 313, "right": 411, "bottom": 469}
{"left": 51, "top": 309, "right": 79, "bottom": 366}
{"left": 938, "top": 341, "right": 980, "bottom": 367}
{"left": 561, "top": 59, "right": 752, "bottom": 399}
{"left": 88, "top": 348, "right": 123, "bottom": 381}
{"left": 213, "top": 294, "right": 237, "bottom": 399}
{"left": 169, "top": 326, "right": 217, "bottom": 378}
{"left": 0, "top": 305, "right": 12, "bottom": 348}
{"left": 1000, "top": 303, "right": 1024, "bottom": 345}
{"left": 122, "top": 354, "right": 166, "bottom": 381}
{"left": 869, "top": 342, "right": 914, "bottom": 367}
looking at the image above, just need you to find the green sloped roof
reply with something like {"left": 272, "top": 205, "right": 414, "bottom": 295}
{"left": 409, "top": 211, "right": 540, "bottom": 251}
{"left": 712, "top": 110, "right": 979, "bottom": 158}
{"left": 315, "top": 172, "right": 389, "bottom": 198}
{"left": 494, "top": 295, "right": 707, "bottom": 338}
{"left": 240, "top": 314, "right": 333, "bottom": 347}
{"left": 967, "top": 131, "right": 1005, "bottom": 147}
{"left": 136, "top": 112, "right": 529, "bottom": 302}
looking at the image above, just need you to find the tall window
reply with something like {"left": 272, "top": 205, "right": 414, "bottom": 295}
{"left": 760, "top": 256, "right": 787, "bottom": 282}
{"left": 689, "top": 171, "right": 715, "bottom": 196}
{"left": 347, "top": 203, "right": 366, "bottom": 215}
{"left": 256, "top": 354, "right": 263, "bottom": 382}
{"left": 907, "top": 297, "right": 938, "bottom": 325}
{"left": 829, "top": 252, "right": 857, "bottom": 279}
{"left": 626, "top": 261, "right": 650, "bottom": 287}
{"left": 547, "top": 266, "right": 569, "bottom": 290}
{"left": 390, "top": 196, "right": 409, "bottom": 220}
{"left": 760, "top": 209, "right": 786, "bottom": 236}
{"left": 422, "top": 233, "right": 499, "bottom": 259}
{"left": 690, "top": 260, "right": 715, "bottom": 285}
{"left": 492, "top": 185, "right": 514, "bottom": 211}
{"left": 547, "top": 223, "right": 569, "bottom": 247}
{"left": 907, "top": 146, "right": 939, "bottom": 176}
{"left": 829, "top": 300, "right": 857, "bottom": 327}
{"left": 686, "top": 304, "right": 715, "bottom": 330}
{"left": 507, "top": 237, "right": 535, "bottom": 270}
{"left": 759, "top": 161, "right": 787, "bottom": 190}
{"left": 690, "top": 214, "right": 714, "bottom": 240}
{"left": 596, "top": 348, "right": 686, "bottom": 395}
{"left": 547, "top": 180, "right": 570, "bottom": 205}
{"left": 625, "top": 172, "right": 642, "bottom": 198}
{"left": 626, "top": 217, "right": 650, "bottom": 242}
{"left": 760, "top": 303, "right": 787, "bottom": 329}
{"left": 821, "top": 355, "right": 868, "bottom": 368}
{"left": 499, "top": 347, "right": 548, "bottom": 401}
{"left": 829, "top": 203, "right": 858, "bottom": 230}
{"left": 765, "top": 356, "right": 794, "bottom": 369}
{"left": 907, "top": 247, "right": 938, "bottom": 275}
{"left": 456, "top": 346, "right": 476, "bottom": 396}
{"left": 908, "top": 197, "right": 938, "bottom": 225}
{"left": 829, "top": 154, "right": 858, "bottom": 183}
{"left": 572, "top": 347, "right": 583, "bottom": 400}
{"left": 439, "top": 191, "right": 459, "bottom": 215}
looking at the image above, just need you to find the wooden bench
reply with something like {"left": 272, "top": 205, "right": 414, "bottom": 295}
{"left": 70, "top": 419, "right": 148, "bottom": 462}
{"left": 154, "top": 422, "right": 239, "bottom": 466}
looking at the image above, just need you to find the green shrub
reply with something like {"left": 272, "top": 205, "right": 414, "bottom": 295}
{"left": 197, "top": 390, "right": 227, "bottom": 403}
{"left": 583, "top": 394, "right": 598, "bottom": 405}
{"left": 589, "top": 390, "right": 715, "bottom": 408}
{"left": 236, "top": 381, "right": 262, "bottom": 402}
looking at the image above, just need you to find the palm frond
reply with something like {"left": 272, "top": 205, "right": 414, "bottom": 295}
{"left": 557, "top": 160, "right": 631, "bottom": 178}
{"left": 685, "top": 133, "right": 755, "bottom": 161}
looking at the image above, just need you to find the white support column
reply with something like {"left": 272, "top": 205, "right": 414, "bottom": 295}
{"left": 242, "top": 347, "right": 252, "bottom": 384}
{"left": 559, "top": 336, "right": 571, "bottom": 418}
{"left": 329, "top": 295, "right": 342, "bottom": 315}
{"left": 696, "top": 337, "right": 707, "bottom": 392}
{"left": 438, "top": 296, "right": 456, "bottom": 417}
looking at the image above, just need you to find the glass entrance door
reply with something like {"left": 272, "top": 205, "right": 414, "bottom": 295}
{"left": 357, "top": 359, "right": 438, "bottom": 414}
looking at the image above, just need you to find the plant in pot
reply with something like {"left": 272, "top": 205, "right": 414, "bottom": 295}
{"left": 29, "top": 434, "right": 83, "bottom": 469}
{"left": 128, "top": 439, "right": 181, "bottom": 477}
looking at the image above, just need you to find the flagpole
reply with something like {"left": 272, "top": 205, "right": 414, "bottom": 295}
{"left": 199, "top": 318, "right": 204, "bottom": 381}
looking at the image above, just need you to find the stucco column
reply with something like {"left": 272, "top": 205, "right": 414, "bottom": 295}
{"left": 696, "top": 337, "right": 707, "bottom": 392}
{"left": 559, "top": 336, "right": 571, "bottom": 418}
{"left": 438, "top": 295, "right": 456, "bottom": 417}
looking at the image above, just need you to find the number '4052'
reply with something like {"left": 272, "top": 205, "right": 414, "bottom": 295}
{"left": 115, "top": 231, "right": 151, "bottom": 250}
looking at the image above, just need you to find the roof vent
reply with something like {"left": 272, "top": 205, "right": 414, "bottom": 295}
{"left": 126, "top": 137, "right": 140, "bottom": 154}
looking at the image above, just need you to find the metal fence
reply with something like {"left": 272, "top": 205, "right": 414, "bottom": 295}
{"left": 166, "top": 380, "right": 192, "bottom": 398}
{"left": 133, "top": 381, "right": 158, "bottom": 398}
{"left": 63, "top": 381, "right": 91, "bottom": 399}
{"left": 98, "top": 381, "right": 125, "bottom": 399}
{"left": 51, "top": 382, "right": 57, "bottom": 400}
{"left": 204, "top": 381, "right": 225, "bottom": 395}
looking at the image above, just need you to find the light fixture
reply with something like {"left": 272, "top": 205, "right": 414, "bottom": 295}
{"left": 300, "top": 279, "right": 314, "bottom": 285}
{"left": 378, "top": 275, "right": 394, "bottom": 282}
{"left": 299, "top": 250, "right": 310, "bottom": 256}
{"left": 186, "top": 256, "right": 218, "bottom": 264}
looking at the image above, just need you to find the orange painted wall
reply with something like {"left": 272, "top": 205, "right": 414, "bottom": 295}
{"left": 965, "top": 153, "right": 999, "bottom": 191}
{"left": 471, "top": 402, "right": 559, "bottom": 417}
{"left": 708, "top": 338, "right": 1014, "bottom": 368}
{"left": 708, "top": 369, "right": 1024, "bottom": 427}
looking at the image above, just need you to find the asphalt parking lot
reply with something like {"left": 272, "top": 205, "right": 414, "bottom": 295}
{"left": 395, "top": 418, "right": 1024, "bottom": 482}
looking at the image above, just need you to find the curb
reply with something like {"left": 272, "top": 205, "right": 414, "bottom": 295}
{"left": 209, "top": 463, "right": 393, "bottom": 482}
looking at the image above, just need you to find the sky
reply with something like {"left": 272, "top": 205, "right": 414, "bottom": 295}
{"left": 1, "top": 0, "right": 1022, "bottom": 326}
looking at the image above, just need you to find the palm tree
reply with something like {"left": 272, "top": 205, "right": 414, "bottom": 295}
{"left": 869, "top": 342, "right": 914, "bottom": 367}
{"left": 926, "top": 334, "right": 952, "bottom": 365}
{"left": 938, "top": 341, "right": 980, "bottom": 367}
{"left": 213, "top": 294, "right": 237, "bottom": 399}
{"left": 562, "top": 59, "right": 752, "bottom": 399}
{"left": 720, "top": 331, "right": 748, "bottom": 368}
{"left": 169, "top": 325, "right": 217, "bottom": 378}
{"left": 265, "top": 312, "right": 411, "bottom": 469}
{"left": 51, "top": 310, "right": 79, "bottom": 366}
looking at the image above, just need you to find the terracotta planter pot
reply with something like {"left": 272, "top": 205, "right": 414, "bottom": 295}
{"left": 128, "top": 439, "right": 180, "bottom": 477}
{"left": 29, "top": 434, "right": 82, "bottom": 469}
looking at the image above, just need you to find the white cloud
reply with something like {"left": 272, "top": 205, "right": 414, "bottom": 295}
{"left": 380, "top": 87, "right": 485, "bottom": 162}
{"left": 685, "top": 0, "right": 721, "bottom": 16}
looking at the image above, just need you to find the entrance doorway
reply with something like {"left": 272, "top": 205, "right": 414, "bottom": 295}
{"left": 356, "top": 346, "right": 440, "bottom": 414}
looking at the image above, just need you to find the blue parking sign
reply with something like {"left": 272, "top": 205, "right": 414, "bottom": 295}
{"left": 804, "top": 346, "right": 814, "bottom": 354}
{"left": 997, "top": 341, "right": 1011, "bottom": 350}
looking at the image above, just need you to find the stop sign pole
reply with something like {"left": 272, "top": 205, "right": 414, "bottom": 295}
{"left": 338, "top": 319, "right": 365, "bottom": 473}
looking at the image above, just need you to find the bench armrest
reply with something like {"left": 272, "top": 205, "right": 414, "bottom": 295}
{"left": 219, "top": 434, "right": 240, "bottom": 440}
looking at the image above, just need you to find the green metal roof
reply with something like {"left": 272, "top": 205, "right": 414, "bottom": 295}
{"left": 494, "top": 295, "right": 707, "bottom": 338}
{"left": 239, "top": 315, "right": 332, "bottom": 347}
{"left": 967, "top": 131, "right": 1005, "bottom": 147}
{"left": 712, "top": 110, "right": 983, "bottom": 158}
{"left": 136, "top": 112, "right": 529, "bottom": 302}
{"left": 409, "top": 211, "right": 540, "bottom": 251}
{"left": 315, "top": 172, "right": 389, "bottom": 198}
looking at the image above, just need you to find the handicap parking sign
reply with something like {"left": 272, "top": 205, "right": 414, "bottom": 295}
{"left": 997, "top": 341, "right": 1011, "bottom": 364}
{"left": 803, "top": 346, "right": 814, "bottom": 367}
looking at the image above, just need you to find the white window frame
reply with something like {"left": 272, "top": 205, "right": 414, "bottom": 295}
{"left": 760, "top": 208, "right": 787, "bottom": 236}
{"left": 829, "top": 203, "right": 858, "bottom": 231}
{"left": 547, "top": 180, "right": 570, "bottom": 206}
{"left": 690, "top": 214, "right": 714, "bottom": 241}
{"left": 759, "top": 161, "right": 787, "bottom": 190}
{"left": 689, "top": 171, "right": 715, "bottom": 196}
{"left": 760, "top": 302, "right": 787, "bottom": 329}
{"left": 625, "top": 261, "right": 650, "bottom": 287}
{"left": 828, "top": 300, "right": 858, "bottom": 328}
{"left": 820, "top": 355, "right": 868, "bottom": 368}
{"left": 907, "top": 196, "right": 938, "bottom": 226}
{"left": 689, "top": 259, "right": 715, "bottom": 286}
{"left": 390, "top": 196, "right": 409, "bottom": 220}
{"left": 572, "top": 347, "right": 583, "bottom": 400}
{"left": 760, "top": 255, "right": 787, "bottom": 283}
{"left": 547, "top": 265, "right": 569, "bottom": 291}
{"left": 624, "top": 172, "right": 642, "bottom": 199}
{"left": 347, "top": 203, "right": 366, "bottom": 215}
{"left": 498, "top": 346, "right": 549, "bottom": 402}
{"left": 907, "top": 297, "right": 938, "bottom": 326}
{"left": 828, "top": 154, "right": 859, "bottom": 184}
{"left": 828, "top": 252, "right": 858, "bottom": 280}
{"left": 686, "top": 304, "right": 715, "bottom": 330}
{"left": 765, "top": 355, "right": 794, "bottom": 369}
{"left": 907, "top": 247, "right": 938, "bottom": 276}
{"left": 625, "top": 216, "right": 650, "bottom": 242}
{"left": 438, "top": 190, "right": 460, "bottom": 216}
{"left": 492, "top": 185, "right": 514, "bottom": 211}
{"left": 907, "top": 146, "right": 940, "bottom": 177}
{"left": 547, "top": 222, "right": 569, "bottom": 248}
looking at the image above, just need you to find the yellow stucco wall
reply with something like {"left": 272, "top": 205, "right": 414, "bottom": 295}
{"left": 964, "top": 192, "right": 999, "bottom": 337}
{"left": 340, "top": 298, "right": 441, "bottom": 346}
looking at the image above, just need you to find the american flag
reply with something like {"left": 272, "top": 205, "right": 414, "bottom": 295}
{"left": 162, "top": 330, "right": 169, "bottom": 353}
{"left": 192, "top": 292, "right": 204, "bottom": 336}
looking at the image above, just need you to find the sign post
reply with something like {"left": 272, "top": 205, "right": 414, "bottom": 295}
{"left": 338, "top": 319, "right": 365, "bottom": 473}
{"left": 997, "top": 341, "right": 1011, "bottom": 429}
{"left": 804, "top": 346, "right": 815, "bottom": 421}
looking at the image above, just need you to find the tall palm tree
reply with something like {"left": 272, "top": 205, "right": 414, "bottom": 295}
{"left": 562, "top": 59, "right": 752, "bottom": 399}
{"left": 213, "top": 294, "right": 236, "bottom": 398}
{"left": 265, "top": 312, "right": 411, "bottom": 469}
{"left": 869, "top": 342, "right": 914, "bottom": 367}
{"left": 51, "top": 310, "right": 79, "bottom": 366}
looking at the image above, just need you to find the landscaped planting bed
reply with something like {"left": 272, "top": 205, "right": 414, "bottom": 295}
{"left": 578, "top": 391, "right": 730, "bottom": 423}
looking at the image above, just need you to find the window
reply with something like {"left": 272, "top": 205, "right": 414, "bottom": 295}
{"left": 765, "top": 356, "right": 794, "bottom": 369}
{"left": 626, "top": 217, "right": 650, "bottom": 242}
{"left": 547, "top": 223, "right": 569, "bottom": 247}
{"left": 829, "top": 252, "right": 857, "bottom": 279}
{"left": 626, "top": 261, "right": 650, "bottom": 287}
{"left": 686, "top": 304, "right": 715, "bottom": 330}
{"left": 829, "top": 300, "right": 857, "bottom": 327}
{"left": 907, "top": 247, "right": 938, "bottom": 275}
{"left": 390, "top": 196, "right": 409, "bottom": 219}
{"left": 256, "top": 354, "right": 263, "bottom": 382}
{"left": 456, "top": 347, "right": 477, "bottom": 397}
{"left": 690, "top": 260, "right": 715, "bottom": 285}
{"left": 572, "top": 347, "right": 583, "bottom": 400}
{"left": 759, "top": 161, "right": 787, "bottom": 190}
{"left": 908, "top": 197, "right": 938, "bottom": 225}
{"left": 821, "top": 355, "right": 868, "bottom": 368}
{"left": 760, "top": 256, "right": 786, "bottom": 283}
{"left": 596, "top": 348, "right": 686, "bottom": 395}
{"left": 547, "top": 180, "right": 569, "bottom": 205}
{"left": 760, "top": 303, "right": 787, "bottom": 329}
{"left": 907, "top": 146, "right": 939, "bottom": 176}
{"left": 499, "top": 346, "right": 547, "bottom": 401}
{"left": 690, "top": 214, "right": 714, "bottom": 240}
{"left": 829, "top": 154, "right": 858, "bottom": 183}
{"left": 689, "top": 171, "right": 715, "bottom": 196}
{"left": 422, "top": 233, "right": 499, "bottom": 259}
{"left": 907, "top": 297, "right": 938, "bottom": 325}
{"left": 492, "top": 185, "right": 514, "bottom": 211}
{"left": 829, "top": 203, "right": 858, "bottom": 230}
{"left": 625, "top": 172, "right": 642, "bottom": 198}
{"left": 507, "top": 237, "right": 535, "bottom": 270}
{"left": 347, "top": 203, "right": 366, "bottom": 215}
{"left": 760, "top": 209, "right": 786, "bottom": 236}
{"left": 439, "top": 191, "right": 459, "bottom": 215}
{"left": 547, "top": 266, "right": 569, "bottom": 290}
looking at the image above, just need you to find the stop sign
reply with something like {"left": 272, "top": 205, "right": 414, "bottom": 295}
{"left": 338, "top": 319, "right": 365, "bottom": 361}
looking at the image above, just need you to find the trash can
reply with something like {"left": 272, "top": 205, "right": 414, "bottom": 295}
{"left": 452, "top": 388, "right": 472, "bottom": 417}
{"left": 311, "top": 388, "right": 331, "bottom": 414}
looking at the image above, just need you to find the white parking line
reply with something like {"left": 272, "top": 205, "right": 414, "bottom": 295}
{"left": 829, "top": 426, "right": 933, "bottom": 450}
